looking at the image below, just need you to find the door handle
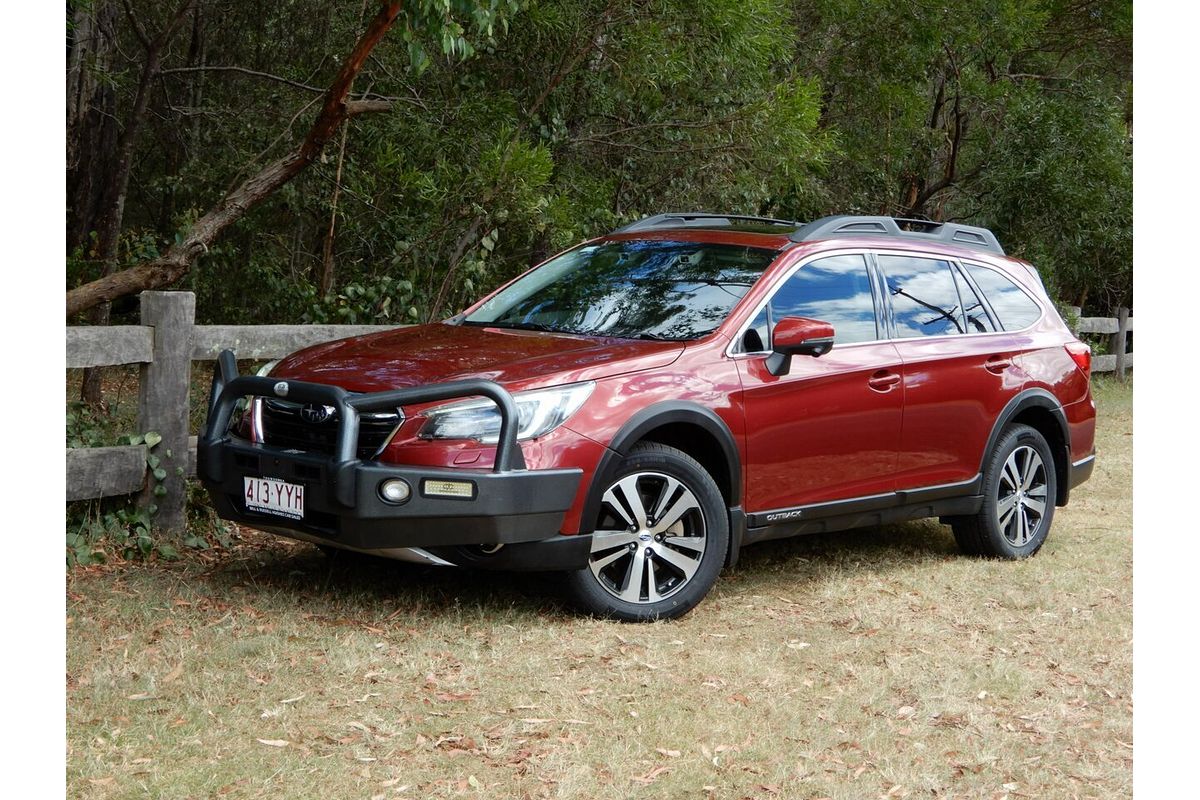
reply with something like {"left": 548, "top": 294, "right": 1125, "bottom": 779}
{"left": 985, "top": 356, "right": 1012, "bottom": 374}
{"left": 867, "top": 371, "right": 901, "bottom": 392}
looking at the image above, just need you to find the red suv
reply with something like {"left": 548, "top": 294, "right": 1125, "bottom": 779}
{"left": 199, "top": 213, "right": 1097, "bottom": 621}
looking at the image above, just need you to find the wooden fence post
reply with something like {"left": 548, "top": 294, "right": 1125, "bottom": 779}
{"left": 137, "top": 291, "right": 195, "bottom": 534}
{"left": 1111, "top": 306, "right": 1129, "bottom": 382}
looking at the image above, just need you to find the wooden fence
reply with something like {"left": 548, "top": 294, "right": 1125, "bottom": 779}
{"left": 66, "top": 292, "right": 1132, "bottom": 534}
{"left": 66, "top": 291, "right": 400, "bottom": 533}
{"left": 1068, "top": 306, "right": 1133, "bottom": 380}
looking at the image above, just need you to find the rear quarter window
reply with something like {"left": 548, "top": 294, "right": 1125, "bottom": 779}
{"left": 963, "top": 264, "right": 1044, "bottom": 330}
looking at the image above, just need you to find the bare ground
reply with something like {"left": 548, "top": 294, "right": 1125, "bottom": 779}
{"left": 66, "top": 378, "right": 1132, "bottom": 799}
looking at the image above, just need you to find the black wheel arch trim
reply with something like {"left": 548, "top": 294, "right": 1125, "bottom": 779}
{"left": 577, "top": 401, "right": 743, "bottom": 563}
{"left": 982, "top": 388, "right": 1071, "bottom": 505}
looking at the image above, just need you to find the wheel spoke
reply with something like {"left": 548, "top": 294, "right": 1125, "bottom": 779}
{"left": 653, "top": 544, "right": 700, "bottom": 580}
{"left": 663, "top": 533, "right": 705, "bottom": 554}
{"left": 998, "top": 499, "right": 1019, "bottom": 533}
{"left": 650, "top": 485, "right": 701, "bottom": 535}
{"left": 650, "top": 477, "right": 682, "bottom": 520}
{"left": 1021, "top": 450, "right": 1042, "bottom": 491}
{"left": 589, "top": 548, "right": 626, "bottom": 573}
{"left": 606, "top": 475, "right": 649, "bottom": 530}
{"left": 590, "top": 529, "right": 639, "bottom": 551}
{"left": 619, "top": 551, "right": 647, "bottom": 602}
{"left": 645, "top": 559, "right": 661, "bottom": 603}
{"left": 1001, "top": 453, "right": 1021, "bottom": 493}
{"left": 1023, "top": 495, "right": 1046, "bottom": 516}
{"left": 1018, "top": 507, "right": 1031, "bottom": 545}
{"left": 996, "top": 492, "right": 1020, "bottom": 519}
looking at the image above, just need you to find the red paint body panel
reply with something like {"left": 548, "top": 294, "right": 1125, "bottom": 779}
{"left": 890, "top": 332, "right": 1028, "bottom": 488}
{"left": 737, "top": 342, "right": 904, "bottom": 508}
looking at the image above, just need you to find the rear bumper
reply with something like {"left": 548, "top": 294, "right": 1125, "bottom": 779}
{"left": 197, "top": 350, "right": 583, "bottom": 554}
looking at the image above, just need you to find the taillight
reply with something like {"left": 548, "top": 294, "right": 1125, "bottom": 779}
{"left": 1065, "top": 341, "right": 1091, "bottom": 375}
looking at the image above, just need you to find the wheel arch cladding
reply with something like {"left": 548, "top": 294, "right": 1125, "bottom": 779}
{"left": 985, "top": 389, "right": 1071, "bottom": 506}
{"left": 580, "top": 402, "right": 742, "bottom": 533}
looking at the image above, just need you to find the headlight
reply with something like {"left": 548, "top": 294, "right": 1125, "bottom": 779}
{"left": 419, "top": 382, "right": 594, "bottom": 444}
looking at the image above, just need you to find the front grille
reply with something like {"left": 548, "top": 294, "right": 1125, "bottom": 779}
{"left": 259, "top": 398, "right": 401, "bottom": 460}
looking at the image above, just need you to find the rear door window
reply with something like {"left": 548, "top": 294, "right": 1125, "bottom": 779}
{"left": 877, "top": 255, "right": 966, "bottom": 338}
{"left": 963, "top": 264, "right": 1044, "bottom": 330}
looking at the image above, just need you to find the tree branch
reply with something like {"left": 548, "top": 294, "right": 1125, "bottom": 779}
{"left": 66, "top": 1, "right": 405, "bottom": 318}
{"left": 159, "top": 65, "right": 325, "bottom": 93}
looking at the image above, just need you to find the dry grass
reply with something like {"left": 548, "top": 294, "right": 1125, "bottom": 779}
{"left": 66, "top": 378, "right": 1132, "bottom": 800}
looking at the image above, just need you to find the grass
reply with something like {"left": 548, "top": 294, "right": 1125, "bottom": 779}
{"left": 66, "top": 377, "right": 1132, "bottom": 799}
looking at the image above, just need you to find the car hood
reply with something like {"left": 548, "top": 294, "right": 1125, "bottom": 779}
{"left": 270, "top": 322, "right": 685, "bottom": 394}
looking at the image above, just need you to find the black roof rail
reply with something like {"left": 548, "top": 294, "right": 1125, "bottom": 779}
{"left": 612, "top": 212, "right": 800, "bottom": 234}
{"left": 789, "top": 215, "right": 1004, "bottom": 255}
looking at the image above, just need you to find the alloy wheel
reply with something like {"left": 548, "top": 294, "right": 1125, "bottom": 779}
{"left": 587, "top": 471, "right": 707, "bottom": 604}
{"left": 995, "top": 445, "right": 1048, "bottom": 547}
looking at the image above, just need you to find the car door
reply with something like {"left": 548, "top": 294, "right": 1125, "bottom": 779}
{"left": 735, "top": 252, "right": 904, "bottom": 513}
{"left": 876, "top": 252, "right": 1028, "bottom": 491}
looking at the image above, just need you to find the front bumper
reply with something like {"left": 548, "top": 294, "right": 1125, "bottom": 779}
{"left": 197, "top": 351, "right": 583, "bottom": 552}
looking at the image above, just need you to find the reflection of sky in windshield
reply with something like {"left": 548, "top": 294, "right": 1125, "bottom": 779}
{"left": 879, "top": 256, "right": 964, "bottom": 338}
{"left": 964, "top": 264, "right": 1043, "bottom": 330}
{"left": 465, "top": 240, "right": 776, "bottom": 339}
{"left": 770, "top": 255, "right": 878, "bottom": 343}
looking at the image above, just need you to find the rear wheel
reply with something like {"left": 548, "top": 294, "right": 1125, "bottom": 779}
{"left": 952, "top": 423, "right": 1057, "bottom": 558}
{"left": 564, "top": 443, "right": 728, "bottom": 622}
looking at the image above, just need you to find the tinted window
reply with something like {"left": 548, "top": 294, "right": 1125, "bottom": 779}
{"left": 878, "top": 255, "right": 966, "bottom": 338}
{"left": 464, "top": 240, "right": 775, "bottom": 340}
{"left": 954, "top": 267, "right": 997, "bottom": 333}
{"left": 964, "top": 264, "right": 1043, "bottom": 330}
{"left": 767, "top": 255, "right": 878, "bottom": 345}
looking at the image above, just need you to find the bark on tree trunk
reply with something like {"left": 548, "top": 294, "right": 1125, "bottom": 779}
{"left": 79, "top": 0, "right": 197, "bottom": 405}
{"left": 67, "top": 0, "right": 120, "bottom": 254}
{"left": 65, "top": 2, "right": 405, "bottom": 319}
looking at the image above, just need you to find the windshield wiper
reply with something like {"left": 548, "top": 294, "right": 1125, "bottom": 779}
{"left": 462, "top": 320, "right": 575, "bottom": 334}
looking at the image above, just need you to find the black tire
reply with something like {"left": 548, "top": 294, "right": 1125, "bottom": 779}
{"left": 564, "top": 442, "right": 729, "bottom": 622}
{"left": 952, "top": 423, "right": 1057, "bottom": 558}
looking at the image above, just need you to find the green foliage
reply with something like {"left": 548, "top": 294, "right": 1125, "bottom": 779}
{"left": 69, "top": 0, "right": 1131, "bottom": 322}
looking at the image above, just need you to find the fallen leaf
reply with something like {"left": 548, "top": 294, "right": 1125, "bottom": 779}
{"left": 656, "top": 748, "right": 681, "bottom": 758}
{"left": 161, "top": 663, "right": 184, "bottom": 684}
{"left": 256, "top": 738, "right": 289, "bottom": 747}
{"left": 631, "top": 765, "right": 671, "bottom": 785}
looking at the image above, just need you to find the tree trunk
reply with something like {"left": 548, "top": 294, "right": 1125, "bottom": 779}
{"left": 78, "top": 0, "right": 198, "bottom": 405}
{"left": 66, "top": 2, "right": 406, "bottom": 319}
{"left": 67, "top": 0, "right": 120, "bottom": 254}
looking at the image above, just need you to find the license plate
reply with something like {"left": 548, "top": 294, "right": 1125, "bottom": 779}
{"left": 244, "top": 476, "right": 304, "bottom": 520}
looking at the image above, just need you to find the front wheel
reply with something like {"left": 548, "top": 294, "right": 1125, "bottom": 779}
{"left": 951, "top": 423, "right": 1057, "bottom": 558}
{"left": 564, "top": 443, "right": 729, "bottom": 622}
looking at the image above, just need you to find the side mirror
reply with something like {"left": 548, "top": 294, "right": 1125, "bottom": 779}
{"left": 766, "top": 317, "right": 836, "bottom": 376}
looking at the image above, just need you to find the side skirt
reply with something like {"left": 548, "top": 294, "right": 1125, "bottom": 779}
{"left": 744, "top": 476, "right": 983, "bottom": 546}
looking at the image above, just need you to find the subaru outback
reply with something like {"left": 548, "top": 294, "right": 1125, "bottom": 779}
{"left": 198, "top": 213, "right": 1097, "bottom": 621}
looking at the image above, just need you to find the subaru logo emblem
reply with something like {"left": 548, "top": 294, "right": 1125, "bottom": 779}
{"left": 300, "top": 404, "right": 335, "bottom": 424}
{"left": 273, "top": 381, "right": 289, "bottom": 397}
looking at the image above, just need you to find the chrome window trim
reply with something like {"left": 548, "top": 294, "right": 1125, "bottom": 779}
{"left": 725, "top": 247, "right": 1046, "bottom": 359}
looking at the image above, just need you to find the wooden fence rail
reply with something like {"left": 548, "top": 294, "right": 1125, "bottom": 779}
{"left": 66, "top": 292, "right": 1132, "bottom": 534}
{"left": 1068, "top": 306, "right": 1133, "bottom": 380}
{"left": 66, "top": 291, "right": 402, "bottom": 533}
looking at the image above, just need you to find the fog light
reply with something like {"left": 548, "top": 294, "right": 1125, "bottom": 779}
{"left": 379, "top": 478, "right": 411, "bottom": 504}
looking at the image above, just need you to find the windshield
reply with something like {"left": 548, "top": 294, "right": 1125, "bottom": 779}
{"left": 462, "top": 240, "right": 777, "bottom": 340}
